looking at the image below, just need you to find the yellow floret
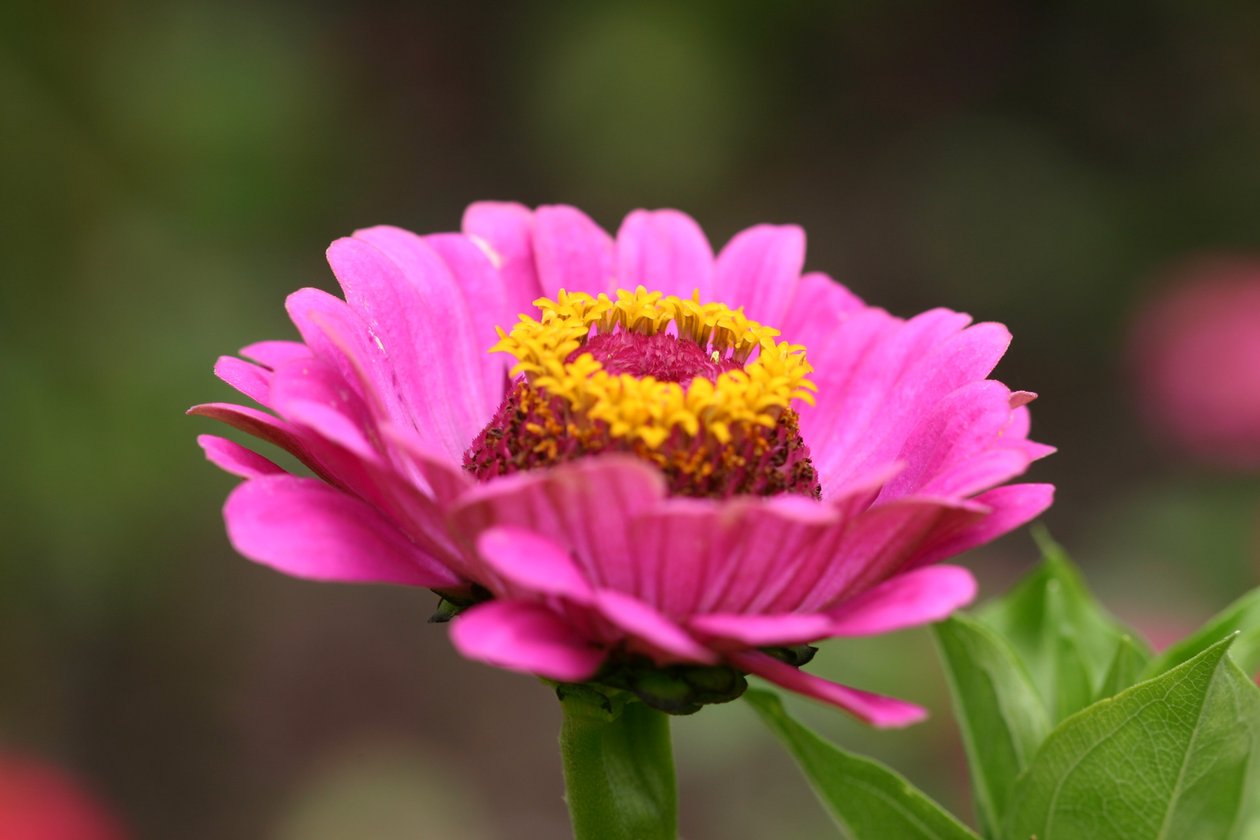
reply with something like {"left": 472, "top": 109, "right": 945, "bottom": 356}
{"left": 492, "top": 287, "right": 816, "bottom": 449}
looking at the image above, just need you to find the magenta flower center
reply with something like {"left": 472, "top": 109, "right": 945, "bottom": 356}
{"left": 579, "top": 331, "right": 744, "bottom": 382}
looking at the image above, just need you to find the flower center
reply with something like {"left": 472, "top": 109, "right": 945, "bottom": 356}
{"left": 463, "top": 287, "right": 821, "bottom": 499}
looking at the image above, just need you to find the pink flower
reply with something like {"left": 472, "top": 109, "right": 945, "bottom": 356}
{"left": 1130, "top": 256, "right": 1260, "bottom": 469}
{"left": 0, "top": 755, "right": 126, "bottom": 840}
{"left": 192, "top": 204, "right": 1053, "bottom": 727}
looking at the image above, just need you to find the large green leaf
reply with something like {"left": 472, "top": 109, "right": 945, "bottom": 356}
{"left": 932, "top": 615, "right": 1050, "bottom": 838}
{"left": 1142, "top": 587, "right": 1260, "bottom": 681}
{"left": 745, "top": 689, "right": 980, "bottom": 840}
{"left": 977, "top": 530, "right": 1151, "bottom": 716}
{"left": 1006, "top": 636, "right": 1260, "bottom": 840}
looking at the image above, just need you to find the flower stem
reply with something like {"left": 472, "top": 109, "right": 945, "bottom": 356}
{"left": 558, "top": 686, "right": 677, "bottom": 840}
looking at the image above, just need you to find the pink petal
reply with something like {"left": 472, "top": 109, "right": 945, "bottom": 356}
{"left": 224, "top": 475, "right": 460, "bottom": 588}
{"left": 188, "top": 403, "right": 323, "bottom": 477}
{"left": 239, "top": 340, "right": 310, "bottom": 370}
{"left": 621, "top": 503, "right": 714, "bottom": 616}
{"left": 796, "top": 497, "right": 984, "bottom": 612}
{"left": 462, "top": 201, "right": 545, "bottom": 326}
{"left": 709, "top": 496, "right": 842, "bottom": 615}
{"left": 381, "top": 422, "right": 475, "bottom": 503}
{"left": 214, "top": 355, "right": 275, "bottom": 406}
{"left": 640, "top": 495, "right": 839, "bottom": 618}
{"left": 910, "top": 483, "right": 1055, "bottom": 569}
{"left": 625, "top": 473, "right": 904, "bottom": 620}
{"left": 615, "top": 209, "right": 714, "bottom": 301}
{"left": 351, "top": 225, "right": 496, "bottom": 410}
{"left": 242, "top": 394, "right": 463, "bottom": 569}
{"left": 862, "top": 321, "right": 1017, "bottom": 480}
{"left": 197, "top": 434, "right": 284, "bottom": 479}
{"left": 1002, "top": 406, "right": 1057, "bottom": 465}
{"left": 807, "top": 309, "right": 977, "bottom": 479}
{"left": 326, "top": 234, "right": 493, "bottom": 461}
{"left": 925, "top": 449, "right": 1035, "bottom": 500}
{"left": 796, "top": 307, "right": 902, "bottom": 491}
{"left": 450, "top": 600, "right": 605, "bottom": 682}
{"left": 280, "top": 399, "right": 379, "bottom": 463}
{"left": 1019, "top": 441, "right": 1057, "bottom": 463}
{"left": 532, "top": 205, "right": 615, "bottom": 297}
{"left": 269, "top": 357, "right": 380, "bottom": 462}
{"left": 284, "top": 287, "right": 396, "bottom": 420}
{"left": 476, "top": 527, "right": 594, "bottom": 602}
{"left": 825, "top": 565, "right": 977, "bottom": 636}
{"left": 1006, "top": 403, "right": 1032, "bottom": 439}
{"left": 320, "top": 445, "right": 463, "bottom": 580}
{"left": 191, "top": 401, "right": 399, "bottom": 522}
{"left": 450, "top": 456, "right": 668, "bottom": 592}
{"left": 806, "top": 312, "right": 1016, "bottom": 491}
{"left": 744, "top": 466, "right": 914, "bottom": 611}
{"left": 299, "top": 300, "right": 439, "bottom": 450}
{"left": 425, "top": 232, "right": 512, "bottom": 399}
{"left": 879, "top": 380, "right": 1022, "bottom": 500}
{"left": 730, "top": 650, "right": 927, "bottom": 728}
{"left": 713, "top": 224, "right": 805, "bottom": 327}
{"left": 591, "top": 589, "right": 716, "bottom": 663}
{"left": 618, "top": 466, "right": 905, "bottom": 619}
{"left": 777, "top": 270, "right": 866, "bottom": 383}
{"left": 688, "top": 612, "right": 835, "bottom": 647}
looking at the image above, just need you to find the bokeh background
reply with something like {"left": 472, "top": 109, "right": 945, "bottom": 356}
{"left": 4, "top": 2, "right": 1260, "bottom": 837}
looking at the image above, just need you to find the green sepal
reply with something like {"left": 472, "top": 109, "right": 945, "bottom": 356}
{"left": 592, "top": 659, "right": 748, "bottom": 715}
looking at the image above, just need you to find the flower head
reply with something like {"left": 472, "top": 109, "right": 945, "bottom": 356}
{"left": 467, "top": 286, "right": 819, "bottom": 497}
{"left": 192, "top": 204, "right": 1053, "bottom": 726}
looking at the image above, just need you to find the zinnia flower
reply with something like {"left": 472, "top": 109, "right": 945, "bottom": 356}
{"left": 192, "top": 203, "right": 1053, "bottom": 726}
{"left": 1130, "top": 255, "right": 1260, "bottom": 470}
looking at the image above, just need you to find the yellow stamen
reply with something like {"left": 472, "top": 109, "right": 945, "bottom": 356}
{"left": 490, "top": 287, "right": 816, "bottom": 449}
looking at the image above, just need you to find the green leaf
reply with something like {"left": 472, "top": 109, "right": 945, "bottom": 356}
{"left": 1006, "top": 636, "right": 1260, "bottom": 840}
{"left": 744, "top": 689, "right": 980, "bottom": 840}
{"left": 1050, "top": 609, "right": 1096, "bottom": 719}
{"left": 1142, "top": 587, "right": 1260, "bottom": 681}
{"left": 1098, "top": 635, "right": 1148, "bottom": 698}
{"left": 977, "top": 529, "right": 1151, "bottom": 716}
{"left": 932, "top": 615, "right": 1050, "bottom": 838}
{"left": 1235, "top": 626, "right": 1260, "bottom": 679}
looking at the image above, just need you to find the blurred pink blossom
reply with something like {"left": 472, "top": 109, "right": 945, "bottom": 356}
{"left": 1131, "top": 256, "right": 1260, "bottom": 469}
{"left": 194, "top": 203, "right": 1052, "bottom": 726}
{"left": 0, "top": 755, "right": 125, "bottom": 840}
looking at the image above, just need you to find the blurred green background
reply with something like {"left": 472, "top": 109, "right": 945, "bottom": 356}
{"left": 3, "top": 1, "right": 1260, "bottom": 837}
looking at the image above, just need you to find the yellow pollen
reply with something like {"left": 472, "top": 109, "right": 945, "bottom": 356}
{"left": 490, "top": 286, "right": 817, "bottom": 449}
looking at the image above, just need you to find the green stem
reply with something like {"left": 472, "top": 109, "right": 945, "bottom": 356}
{"left": 558, "top": 686, "right": 677, "bottom": 840}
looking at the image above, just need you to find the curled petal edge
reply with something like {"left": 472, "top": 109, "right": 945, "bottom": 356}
{"left": 729, "top": 650, "right": 927, "bottom": 728}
